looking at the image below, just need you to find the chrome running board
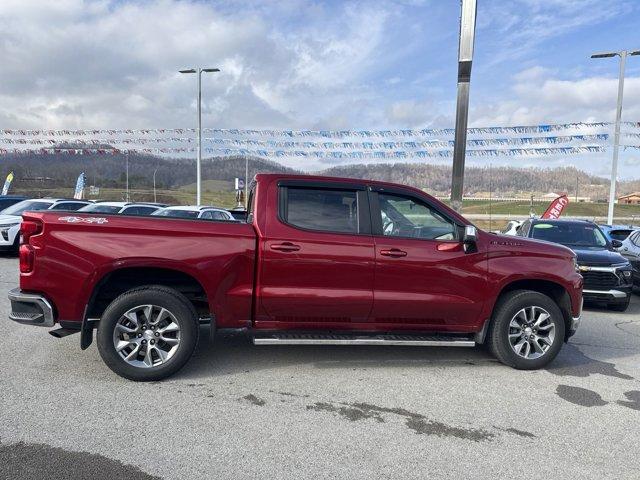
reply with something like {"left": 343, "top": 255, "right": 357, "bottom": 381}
{"left": 253, "top": 333, "right": 476, "bottom": 347}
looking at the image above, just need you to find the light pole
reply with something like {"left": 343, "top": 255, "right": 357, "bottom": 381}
{"left": 450, "top": 0, "right": 477, "bottom": 212}
{"left": 591, "top": 49, "right": 640, "bottom": 224}
{"left": 125, "top": 154, "right": 130, "bottom": 202}
{"left": 153, "top": 168, "right": 158, "bottom": 203}
{"left": 179, "top": 67, "right": 220, "bottom": 206}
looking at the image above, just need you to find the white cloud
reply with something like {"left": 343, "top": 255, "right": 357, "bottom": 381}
{"left": 0, "top": 0, "right": 396, "bottom": 130}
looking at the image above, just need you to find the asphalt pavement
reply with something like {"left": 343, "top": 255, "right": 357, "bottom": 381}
{"left": 1, "top": 255, "right": 639, "bottom": 479}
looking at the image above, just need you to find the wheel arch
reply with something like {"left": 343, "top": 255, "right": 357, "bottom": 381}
{"left": 86, "top": 266, "right": 209, "bottom": 321}
{"left": 481, "top": 278, "right": 573, "bottom": 343}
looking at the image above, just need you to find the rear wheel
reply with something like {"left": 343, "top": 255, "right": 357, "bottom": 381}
{"left": 487, "top": 290, "right": 565, "bottom": 369}
{"left": 97, "top": 286, "right": 199, "bottom": 381}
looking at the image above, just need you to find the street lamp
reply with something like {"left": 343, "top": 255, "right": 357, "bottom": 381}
{"left": 179, "top": 67, "right": 220, "bottom": 205}
{"left": 591, "top": 49, "right": 640, "bottom": 224}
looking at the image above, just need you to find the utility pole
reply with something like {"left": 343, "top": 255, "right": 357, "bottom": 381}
{"left": 245, "top": 157, "right": 249, "bottom": 208}
{"left": 125, "top": 154, "right": 130, "bottom": 202}
{"left": 450, "top": 0, "right": 477, "bottom": 212}
{"left": 179, "top": 67, "right": 220, "bottom": 205}
{"left": 591, "top": 49, "right": 639, "bottom": 224}
{"left": 153, "top": 168, "right": 158, "bottom": 203}
{"left": 575, "top": 173, "right": 579, "bottom": 203}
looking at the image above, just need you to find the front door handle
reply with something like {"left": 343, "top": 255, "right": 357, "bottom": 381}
{"left": 271, "top": 242, "right": 301, "bottom": 252}
{"left": 380, "top": 248, "right": 407, "bottom": 258}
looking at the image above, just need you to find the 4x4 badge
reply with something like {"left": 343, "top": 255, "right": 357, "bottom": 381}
{"left": 58, "top": 216, "right": 109, "bottom": 224}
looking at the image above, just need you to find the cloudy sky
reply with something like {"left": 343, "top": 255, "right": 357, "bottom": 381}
{"left": 1, "top": 0, "right": 640, "bottom": 175}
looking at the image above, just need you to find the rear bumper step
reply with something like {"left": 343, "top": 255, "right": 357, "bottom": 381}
{"left": 253, "top": 333, "right": 476, "bottom": 347}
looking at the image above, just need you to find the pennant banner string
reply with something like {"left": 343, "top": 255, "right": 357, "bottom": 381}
{"left": 1, "top": 122, "right": 640, "bottom": 138}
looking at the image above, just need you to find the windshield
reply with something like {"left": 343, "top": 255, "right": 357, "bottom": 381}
{"left": 152, "top": 209, "right": 199, "bottom": 219}
{"left": 531, "top": 222, "right": 608, "bottom": 248}
{"left": 0, "top": 200, "right": 53, "bottom": 216}
{"left": 78, "top": 204, "right": 122, "bottom": 213}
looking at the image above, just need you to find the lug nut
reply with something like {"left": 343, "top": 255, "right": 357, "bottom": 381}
{"left": 155, "top": 332, "right": 160, "bottom": 337}
{"left": 137, "top": 333, "right": 142, "bottom": 338}
{"left": 142, "top": 339, "right": 147, "bottom": 344}
{"left": 150, "top": 340, "right": 155, "bottom": 345}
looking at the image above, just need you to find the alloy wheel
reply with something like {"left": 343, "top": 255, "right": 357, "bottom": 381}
{"left": 508, "top": 306, "right": 555, "bottom": 360}
{"left": 112, "top": 304, "right": 181, "bottom": 368}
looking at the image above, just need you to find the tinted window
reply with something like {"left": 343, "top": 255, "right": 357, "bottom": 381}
{"left": 153, "top": 209, "right": 199, "bottom": 219}
{"left": 79, "top": 204, "right": 122, "bottom": 213}
{"left": 631, "top": 231, "right": 640, "bottom": 247}
{"left": 283, "top": 187, "right": 358, "bottom": 233}
{"left": 0, "top": 199, "right": 23, "bottom": 210}
{"left": 50, "top": 202, "right": 88, "bottom": 211}
{"left": 199, "top": 211, "right": 213, "bottom": 220}
{"left": 609, "top": 229, "right": 633, "bottom": 241}
{"left": 212, "top": 211, "right": 229, "bottom": 220}
{"left": 122, "top": 206, "right": 157, "bottom": 216}
{"left": 1, "top": 200, "right": 53, "bottom": 215}
{"left": 378, "top": 193, "right": 455, "bottom": 240}
{"left": 531, "top": 222, "right": 607, "bottom": 247}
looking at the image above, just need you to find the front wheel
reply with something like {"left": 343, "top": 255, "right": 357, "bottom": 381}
{"left": 97, "top": 286, "right": 199, "bottom": 381}
{"left": 487, "top": 290, "right": 565, "bottom": 370}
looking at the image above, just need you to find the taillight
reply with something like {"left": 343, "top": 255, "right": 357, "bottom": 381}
{"left": 19, "top": 244, "right": 35, "bottom": 273}
{"left": 21, "top": 220, "right": 42, "bottom": 244}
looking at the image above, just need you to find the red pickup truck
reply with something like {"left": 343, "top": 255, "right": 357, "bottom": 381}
{"left": 9, "top": 174, "right": 583, "bottom": 381}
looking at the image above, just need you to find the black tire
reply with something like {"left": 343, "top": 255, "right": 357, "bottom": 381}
{"left": 97, "top": 286, "right": 199, "bottom": 381}
{"left": 487, "top": 290, "right": 565, "bottom": 370}
{"left": 609, "top": 295, "right": 631, "bottom": 312}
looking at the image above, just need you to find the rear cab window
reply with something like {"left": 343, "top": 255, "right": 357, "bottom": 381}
{"left": 278, "top": 182, "right": 370, "bottom": 235}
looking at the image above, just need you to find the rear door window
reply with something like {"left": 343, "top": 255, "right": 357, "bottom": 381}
{"left": 281, "top": 187, "right": 359, "bottom": 234}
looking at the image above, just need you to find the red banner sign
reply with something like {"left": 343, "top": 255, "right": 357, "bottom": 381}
{"left": 541, "top": 195, "right": 569, "bottom": 219}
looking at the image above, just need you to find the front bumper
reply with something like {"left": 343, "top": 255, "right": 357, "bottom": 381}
{"left": 8, "top": 288, "right": 55, "bottom": 327}
{"left": 583, "top": 286, "right": 632, "bottom": 304}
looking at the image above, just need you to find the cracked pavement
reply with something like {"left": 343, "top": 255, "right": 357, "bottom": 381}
{"left": 1, "top": 256, "right": 639, "bottom": 479}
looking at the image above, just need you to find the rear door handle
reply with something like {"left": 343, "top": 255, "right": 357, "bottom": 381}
{"left": 380, "top": 248, "right": 407, "bottom": 258}
{"left": 271, "top": 242, "right": 301, "bottom": 252}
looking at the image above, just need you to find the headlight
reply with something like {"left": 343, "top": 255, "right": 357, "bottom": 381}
{"left": 0, "top": 223, "right": 19, "bottom": 230}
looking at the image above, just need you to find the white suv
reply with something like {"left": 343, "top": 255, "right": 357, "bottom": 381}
{"left": 78, "top": 202, "right": 163, "bottom": 216}
{"left": 0, "top": 198, "right": 91, "bottom": 253}
{"left": 151, "top": 205, "right": 234, "bottom": 221}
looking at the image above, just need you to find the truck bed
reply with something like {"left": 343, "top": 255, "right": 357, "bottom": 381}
{"left": 19, "top": 211, "right": 257, "bottom": 327}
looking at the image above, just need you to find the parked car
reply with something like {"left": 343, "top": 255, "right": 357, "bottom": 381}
{"left": 599, "top": 224, "right": 636, "bottom": 244}
{"left": 0, "top": 198, "right": 91, "bottom": 253}
{"left": 9, "top": 174, "right": 583, "bottom": 381}
{"left": 151, "top": 205, "right": 234, "bottom": 221}
{"left": 228, "top": 208, "right": 248, "bottom": 221}
{"left": 494, "top": 220, "right": 522, "bottom": 236}
{"left": 518, "top": 218, "right": 633, "bottom": 311}
{"left": 619, "top": 229, "right": 640, "bottom": 286}
{"left": 0, "top": 195, "right": 27, "bottom": 211}
{"left": 78, "top": 201, "right": 164, "bottom": 216}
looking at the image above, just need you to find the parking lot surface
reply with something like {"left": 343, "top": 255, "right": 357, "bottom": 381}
{"left": 1, "top": 255, "right": 639, "bottom": 479}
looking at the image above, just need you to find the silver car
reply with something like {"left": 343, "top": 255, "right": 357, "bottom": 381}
{"left": 619, "top": 229, "right": 640, "bottom": 286}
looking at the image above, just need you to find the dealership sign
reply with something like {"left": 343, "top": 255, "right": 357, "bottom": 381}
{"left": 541, "top": 195, "right": 570, "bottom": 219}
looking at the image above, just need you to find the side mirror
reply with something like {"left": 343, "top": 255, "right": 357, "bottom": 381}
{"left": 611, "top": 239, "right": 623, "bottom": 249}
{"left": 463, "top": 225, "right": 477, "bottom": 244}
